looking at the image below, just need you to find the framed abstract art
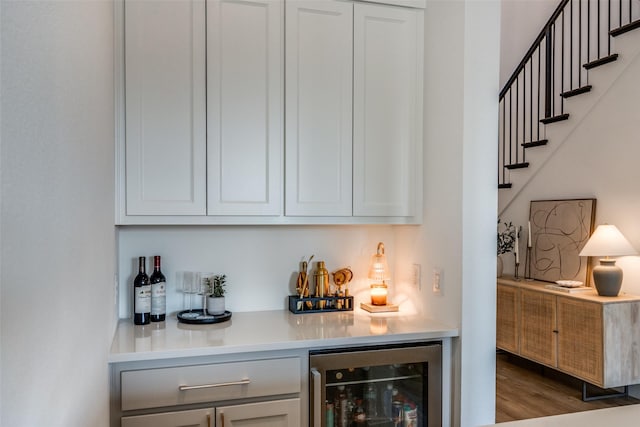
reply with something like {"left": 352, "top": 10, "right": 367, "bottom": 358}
{"left": 529, "top": 198, "right": 596, "bottom": 284}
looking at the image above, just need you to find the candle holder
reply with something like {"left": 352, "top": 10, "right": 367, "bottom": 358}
{"left": 514, "top": 225, "right": 522, "bottom": 281}
{"left": 524, "top": 247, "right": 533, "bottom": 280}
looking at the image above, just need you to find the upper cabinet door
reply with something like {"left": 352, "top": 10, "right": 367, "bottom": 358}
{"left": 285, "top": 1, "right": 353, "bottom": 216}
{"left": 125, "top": 0, "right": 207, "bottom": 215}
{"left": 207, "top": 0, "right": 283, "bottom": 216}
{"left": 353, "top": 3, "right": 423, "bottom": 217}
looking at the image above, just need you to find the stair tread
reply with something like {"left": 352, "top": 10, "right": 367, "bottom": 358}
{"left": 610, "top": 20, "right": 640, "bottom": 37}
{"left": 505, "top": 162, "right": 530, "bottom": 170}
{"left": 540, "top": 114, "right": 570, "bottom": 124}
{"left": 584, "top": 54, "right": 618, "bottom": 70}
{"left": 522, "top": 139, "right": 548, "bottom": 148}
{"left": 561, "top": 85, "right": 592, "bottom": 98}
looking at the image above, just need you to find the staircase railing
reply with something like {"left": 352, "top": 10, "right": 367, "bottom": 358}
{"left": 498, "top": 0, "right": 640, "bottom": 189}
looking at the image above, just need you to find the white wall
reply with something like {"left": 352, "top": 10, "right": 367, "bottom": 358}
{"left": 500, "top": 0, "right": 558, "bottom": 86}
{"left": 401, "top": 3, "right": 500, "bottom": 425}
{"left": 0, "top": 0, "right": 3, "bottom": 416}
{"left": 0, "top": 1, "right": 115, "bottom": 426}
{"left": 117, "top": 225, "right": 400, "bottom": 316}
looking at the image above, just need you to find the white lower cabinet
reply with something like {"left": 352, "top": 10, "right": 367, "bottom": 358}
{"left": 113, "top": 355, "right": 303, "bottom": 427}
{"left": 216, "top": 398, "right": 301, "bottom": 427}
{"left": 120, "top": 399, "right": 300, "bottom": 427}
{"left": 121, "top": 407, "right": 213, "bottom": 427}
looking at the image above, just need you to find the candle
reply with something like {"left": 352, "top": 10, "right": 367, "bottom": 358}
{"left": 370, "top": 284, "right": 388, "bottom": 306}
{"left": 515, "top": 227, "right": 520, "bottom": 264}
{"left": 527, "top": 221, "right": 532, "bottom": 248}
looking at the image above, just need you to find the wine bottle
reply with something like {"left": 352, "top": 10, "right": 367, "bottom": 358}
{"left": 149, "top": 255, "right": 166, "bottom": 322}
{"left": 133, "top": 256, "right": 151, "bottom": 325}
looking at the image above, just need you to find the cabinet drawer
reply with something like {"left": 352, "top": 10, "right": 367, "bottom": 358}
{"left": 121, "top": 357, "right": 301, "bottom": 411}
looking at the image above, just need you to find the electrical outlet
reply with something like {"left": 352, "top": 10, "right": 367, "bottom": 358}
{"left": 432, "top": 268, "right": 442, "bottom": 295}
{"left": 412, "top": 264, "right": 421, "bottom": 289}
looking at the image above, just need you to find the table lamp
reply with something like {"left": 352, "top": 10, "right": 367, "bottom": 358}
{"left": 579, "top": 224, "right": 638, "bottom": 296}
{"left": 361, "top": 242, "right": 398, "bottom": 312}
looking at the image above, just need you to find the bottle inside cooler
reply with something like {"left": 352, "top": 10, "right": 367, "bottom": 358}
{"left": 324, "top": 363, "right": 424, "bottom": 426}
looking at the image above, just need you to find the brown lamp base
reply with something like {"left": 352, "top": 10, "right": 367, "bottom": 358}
{"left": 360, "top": 302, "right": 399, "bottom": 313}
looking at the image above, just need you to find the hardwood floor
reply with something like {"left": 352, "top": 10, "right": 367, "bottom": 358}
{"left": 496, "top": 351, "right": 640, "bottom": 422}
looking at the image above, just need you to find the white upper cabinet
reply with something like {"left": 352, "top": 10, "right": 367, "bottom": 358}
{"left": 124, "top": 0, "right": 207, "bottom": 216}
{"left": 286, "top": 0, "right": 423, "bottom": 219}
{"left": 285, "top": 1, "right": 353, "bottom": 216}
{"left": 207, "top": 0, "right": 283, "bottom": 216}
{"left": 353, "top": 2, "right": 423, "bottom": 217}
{"left": 119, "top": 0, "right": 422, "bottom": 224}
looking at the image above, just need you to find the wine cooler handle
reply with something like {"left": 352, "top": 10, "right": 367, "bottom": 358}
{"left": 311, "top": 368, "right": 321, "bottom": 427}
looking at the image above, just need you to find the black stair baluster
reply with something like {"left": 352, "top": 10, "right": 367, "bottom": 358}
{"left": 588, "top": 0, "right": 591, "bottom": 66}
{"left": 545, "top": 27, "right": 553, "bottom": 119}
{"left": 579, "top": 0, "right": 582, "bottom": 87}
{"left": 561, "top": 11, "right": 565, "bottom": 114}
{"left": 530, "top": 57, "right": 533, "bottom": 144}
{"left": 570, "top": 1, "right": 573, "bottom": 91}
{"left": 620, "top": 0, "right": 623, "bottom": 27}
{"left": 536, "top": 45, "right": 542, "bottom": 140}
{"left": 516, "top": 75, "right": 519, "bottom": 164}
{"left": 509, "top": 89, "right": 513, "bottom": 167}
{"left": 598, "top": 0, "right": 601, "bottom": 59}
{"left": 608, "top": 0, "right": 612, "bottom": 54}
{"left": 502, "top": 100, "right": 506, "bottom": 186}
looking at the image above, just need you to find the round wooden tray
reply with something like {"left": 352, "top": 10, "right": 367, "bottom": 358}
{"left": 177, "top": 309, "right": 232, "bottom": 324}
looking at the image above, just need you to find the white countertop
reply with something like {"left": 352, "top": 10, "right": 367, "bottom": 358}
{"left": 109, "top": 309, "right": 458, "bottom": 363}
{"left": 485, "top": 404, "right": 640, "bottom": 426}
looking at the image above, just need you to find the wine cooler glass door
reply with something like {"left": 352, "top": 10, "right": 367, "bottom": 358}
{"left": 310, "top": 342, "right": 441, "bottom": 427}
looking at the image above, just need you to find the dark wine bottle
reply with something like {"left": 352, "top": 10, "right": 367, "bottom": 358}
{"left": 149, "top": 255, "right": 166, "bottom": 322}
{"left": 133, "top": 256, "right": 151, "bottom": 325}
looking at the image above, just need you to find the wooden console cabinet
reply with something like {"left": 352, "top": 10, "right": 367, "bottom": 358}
{"left": 497, "top": 277, "right": 640, "bottom": 388}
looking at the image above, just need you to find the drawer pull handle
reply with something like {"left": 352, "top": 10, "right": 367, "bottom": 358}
{"left": 179, "top": 378, "right": 251, "bottom": 391}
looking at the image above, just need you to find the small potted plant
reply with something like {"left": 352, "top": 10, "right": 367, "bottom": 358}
{"left": 206, "top": 274, "right": 227, "bottom": 315}
{"left": 497, "top": 220, "right": 516, "bottom": 277}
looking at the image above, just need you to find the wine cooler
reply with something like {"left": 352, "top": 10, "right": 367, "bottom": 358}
{"left": 310, "top": 342, "right": 442, "bottom": 427}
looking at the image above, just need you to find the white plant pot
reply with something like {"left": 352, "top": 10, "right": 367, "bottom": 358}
{"left": 207, "top": 296, "right": 226, "bottom": 315}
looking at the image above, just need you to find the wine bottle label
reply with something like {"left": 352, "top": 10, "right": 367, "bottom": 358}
{"left": 151, "top": 281, "right": 166, "bottom": 315}
{"left": 134, "top": 285, "right": 151, "bottom": 313}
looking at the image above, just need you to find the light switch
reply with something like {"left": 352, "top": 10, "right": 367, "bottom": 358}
{"left": 433, "top": 268, "right": 442, "bottom": 295}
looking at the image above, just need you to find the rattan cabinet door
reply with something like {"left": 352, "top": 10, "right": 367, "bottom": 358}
{"left": 497, "top": 284, "right": 520, "bottom": 353}
{"left": 520, "top": 289, "right": 557, "bottom": 367}
{"left": 557, "top": 296, "right": 604, "bottom": 386}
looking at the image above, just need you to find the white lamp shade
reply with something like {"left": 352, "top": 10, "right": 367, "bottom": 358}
{"left": 579, "top": 224, "right": 638, "bottom": 257}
